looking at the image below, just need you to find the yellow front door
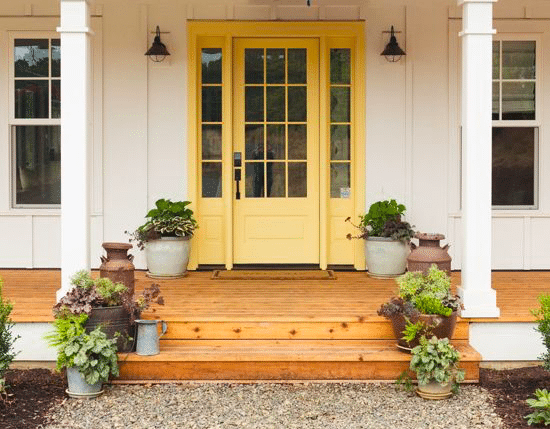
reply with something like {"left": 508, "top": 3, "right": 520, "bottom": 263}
{"left": 233, "top": 38, "right": 320, "bottom": 264}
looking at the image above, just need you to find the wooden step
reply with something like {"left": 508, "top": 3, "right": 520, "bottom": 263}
{"left": 116, "top": 339, "right": 481, "bottom": 382}
{"left": 144, "top": 319, "right": 470, "bottom": 341}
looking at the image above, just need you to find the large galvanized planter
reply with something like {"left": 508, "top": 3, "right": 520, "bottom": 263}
{"left": 66, "top": 367, "right": 103, "bottom": 399}
{"left": 365, "top": 237, "right": 410, "bottom": 278}
{"left": 85, "top": 306, "right": 134, "bottom": 353}
{"left": 145, "top": 236, "right": 191, "bottom": 278}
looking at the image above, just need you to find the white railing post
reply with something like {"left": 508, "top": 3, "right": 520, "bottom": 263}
{"left": 458, "top": 0, "right": 500, "bottom": 317}
{"left": 57, "top": 0, "right": 93, "bottom": 300}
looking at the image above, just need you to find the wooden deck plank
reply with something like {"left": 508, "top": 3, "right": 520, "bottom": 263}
{"left": 0, "top": 269, "right": 547, "bottom": 323}
{"left": 116, "top": 340, "right": 480, "bottom": 382}
{"left": 160, "top": 320, "right": 470, "bottom": 340}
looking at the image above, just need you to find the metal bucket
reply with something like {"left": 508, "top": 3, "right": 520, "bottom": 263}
{"left": 135, "top": 320, "right": 167, "bottom": 356}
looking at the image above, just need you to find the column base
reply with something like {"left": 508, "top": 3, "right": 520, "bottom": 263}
{"left": 457, "top": 286, "right": 500, "bottom": 318}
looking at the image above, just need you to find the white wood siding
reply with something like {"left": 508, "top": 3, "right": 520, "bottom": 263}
{"left": 0, "top": 0, "right": 548, "bottom": 270}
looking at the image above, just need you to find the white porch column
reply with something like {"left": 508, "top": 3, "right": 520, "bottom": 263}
{"left": 458, "top": 0, "right": 499, "bottom": 317}
{"left": 57, "top": 0, "right": 93, "bottom": 300}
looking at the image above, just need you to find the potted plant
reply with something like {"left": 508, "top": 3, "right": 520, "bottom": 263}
{"left": 378, "top": 264, "right": 462, "bottom": 351}
{"left": 410, "top": 335, "right": 465, "bottom": 400}
{"left": 54, "top": 271, "right": 134, "bottom": 352}
{"left": 347, "top": 199, "right": 415, "bottom": 278}
{"left": 54, "top": 271, "right": 164, "bottom": 353}
{"left": 128, "top": 198, "right": 198, "bottom": 278}
{"left": 46, "top": 313, "right": 119, "bottom": 398}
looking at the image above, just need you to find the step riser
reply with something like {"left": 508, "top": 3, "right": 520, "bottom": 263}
{"left": 159, "top": 321, "right": 470, "bottom": 341}
{"left": 117, "top": 361, "right": 480, "bottom": 383}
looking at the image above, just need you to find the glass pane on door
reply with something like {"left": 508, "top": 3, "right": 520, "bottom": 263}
{"left": 243, "top": 47, "right": 308, "bottom": 198}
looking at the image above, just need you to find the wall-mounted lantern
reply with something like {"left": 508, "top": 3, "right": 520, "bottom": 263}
{"left": 145, "top": 26, "right": 170, "bottom": 63}
{"left": 381, "top": 26, "right": 406, "bottom": 62}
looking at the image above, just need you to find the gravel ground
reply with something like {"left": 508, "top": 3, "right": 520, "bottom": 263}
{"left": 44, "top": 382, "right": 502, "bottom": 429}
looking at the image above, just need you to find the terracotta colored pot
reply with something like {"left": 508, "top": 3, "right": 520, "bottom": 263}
{"left": 99, "top": 242, "right": 135, "bottom": 297}
{"left": 389, "top": 311, "right": 458, "bottom": 352}
{"left": 407, "top": 233, "right": 452, "bottom": 275}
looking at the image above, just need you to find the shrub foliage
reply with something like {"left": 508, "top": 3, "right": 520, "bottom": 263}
{"left": 0, "top": 278, "right": 19, "bottom": 393}
{"left": 533, "top": 294, "right": 550, "bottom": 371}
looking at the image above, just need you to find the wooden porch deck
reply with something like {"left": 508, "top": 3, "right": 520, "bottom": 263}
{"left": 2, "top": 269, "right": 549, "bottom": 382}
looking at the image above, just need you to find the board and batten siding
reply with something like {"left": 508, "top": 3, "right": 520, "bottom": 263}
{"left": 0, "top": 0, "right": 548, "bottom": 270}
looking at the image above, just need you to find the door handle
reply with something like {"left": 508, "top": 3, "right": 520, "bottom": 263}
{"left": 234, "top": 152, "right": 242, "bottom": 200}
{"left": 235, "top": 168, "right": 241, "bottom": 200}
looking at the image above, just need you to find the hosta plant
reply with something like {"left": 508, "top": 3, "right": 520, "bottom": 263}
{"left": 525, "top": 388, "right": 550, "bottom": 426}
{"left": 410, "top": 336, "right": 465, "bottom": 393}
{"left": 127, "top": 198, "right": 198, "bottom": 250}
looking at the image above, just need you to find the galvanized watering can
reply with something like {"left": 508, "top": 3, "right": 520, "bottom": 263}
{"left": 135, "top": 319, "right": 167, "bottom": 356}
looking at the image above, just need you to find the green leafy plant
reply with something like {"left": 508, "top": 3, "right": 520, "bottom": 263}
{"left": 410, "top": 336, "right": 465, "bottom": 393}
{"left": 532, "top": 294, "right": 550, "bottom": 371}
{"left": 127, "top": 198, "right": 199, "bottom": 250}
{"left": 346, "top": 199, "right": 415, "bottom": 242}
{"left": 402, "top": 319, "right": 434, "bottom": 344}
{"left": 414, "top": 295, "right": 453, "bottom": 317}
{"left": 396, "top": 265, "right": 461, "bottom": 315}
{"left": 53, "top": 271, "right": 128, "bottom": 316}
{"left": 0, "top": 278, "right": 19, "bottom": 397}
{"left": 45, "top": 313, "right": 88, "bottom": 370}
{"left": 45, "top": 314, "right": 118, "bottom": 385}
{"left": 525, "top": 388, "right": 550, "bottom": 426}
{"left": 378, "top": 265, "right": 461, "bottom": 319}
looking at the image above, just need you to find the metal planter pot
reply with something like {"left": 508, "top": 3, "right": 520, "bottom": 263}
{"left": 389, "top": 311, "right": 458, "bottom": 352}
{"left": 416, "top": 380, "right": 453, "bottom": 400}
{"left": 145, "top": 236, "right": 191, "bottom": 279}
{"left": 66, "top": 367, "right": 103, "bottom": 399}
{"left": 365, "top": 237, "right": 410, "bottom": 278}
{"left": 85, "top": 306, "right": 134, "bottom": 353}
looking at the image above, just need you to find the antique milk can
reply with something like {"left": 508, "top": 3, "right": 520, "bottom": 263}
{"left": 99, "top": 242, "right": 135, "bottom": 296}
{"left": 407, "top": 233, "right": 452, "bottom": 274}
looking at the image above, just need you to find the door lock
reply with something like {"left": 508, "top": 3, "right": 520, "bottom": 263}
{"left": 234, "top": 152, "right": 242, "bottom": 199}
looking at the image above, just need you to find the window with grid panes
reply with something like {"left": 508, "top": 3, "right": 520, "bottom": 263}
{"left": 11, "top": 37, "right": 61, "bottom": 207}
{"left": 492, "top": 40, "right": 538, "bottom": 208}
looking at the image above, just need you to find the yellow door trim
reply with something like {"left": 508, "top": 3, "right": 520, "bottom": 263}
{"left": 188, "top": 21, "right": 366, "bottom": 270}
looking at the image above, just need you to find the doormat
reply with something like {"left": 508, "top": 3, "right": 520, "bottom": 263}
{"left": 211, "top": 270, "right": 336, "bottom": 280}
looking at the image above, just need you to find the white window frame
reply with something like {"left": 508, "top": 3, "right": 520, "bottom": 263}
{"left": 491, "top": 33, "right": 541, "bottom": 211}
{"left": 8, "top": 31, "right": 61, "bottom": 209}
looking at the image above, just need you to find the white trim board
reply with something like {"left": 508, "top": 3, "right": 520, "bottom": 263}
{"left": 470, "top": 322, "right": 544, "bottom": 361}
{"left": 12, "top": 323, "right": 56, "bottom": 361}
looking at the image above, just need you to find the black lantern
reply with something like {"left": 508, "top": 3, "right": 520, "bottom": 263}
{"left": 145, "top": 26, "right": 170, "bottom": 62}
{"left": 381, "top": 26, "right": 406, "bottom": 62}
